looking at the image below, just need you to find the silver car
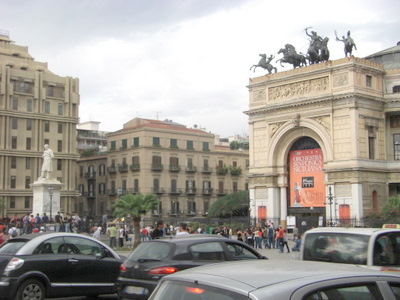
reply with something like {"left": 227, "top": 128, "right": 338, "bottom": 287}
{"left": 149, "top": 260, "right": 400, "bottom": 300}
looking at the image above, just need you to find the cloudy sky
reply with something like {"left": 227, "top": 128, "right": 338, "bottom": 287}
{"left": 2, "top": 0, "right": 399, "bottom": 137}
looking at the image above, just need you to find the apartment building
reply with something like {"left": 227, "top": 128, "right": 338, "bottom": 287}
{"left": 77, "top": 118, "right": 249, "bottom": 224}
{"left": 0, "top": 31, "right": 79, "bottom": 217}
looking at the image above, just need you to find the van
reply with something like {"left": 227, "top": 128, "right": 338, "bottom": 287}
{"left": 300, "top": 227, "right": 400, "bottom": 272}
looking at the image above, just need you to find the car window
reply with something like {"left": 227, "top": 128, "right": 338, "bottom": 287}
{"left": 389, "top": 282, "right": 400, "bottom": 300}
{"left": 33, "top": 237, "right": 64, "bottom": 255}
{"left": 303, "top": 233, "right": 369, "bottom": 264}
{"left": 373, "top": 232, "right": 400, "bottom": 266}
{"left": 303, "top": 283, "right": 383, "bottom": 300}
{"left": 189, "top": 242, "right": 226, "bottom": 261}
{"left": 0, "top": 240, "right": 27, "bottom": 254}
{"left": 62, "top": 236, "right": 103, "bottom": 256}
{"left": 150, "top": 280, "right": 249, "bottom": 300}
{"left": 225, "top": 242, "right": 260, "bottom": 260}
{"left": 128, "top": 241, "right": 172, "bottom": 262}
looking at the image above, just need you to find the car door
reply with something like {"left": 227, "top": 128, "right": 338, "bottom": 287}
{"left": 223, "top": 241, "right": 263, "bottom": 260}
{"left": 62, "top": 236, "right": 120, "bottom": 294}
{"left": 32, "top": 237, "right": 70, "bottom": 285}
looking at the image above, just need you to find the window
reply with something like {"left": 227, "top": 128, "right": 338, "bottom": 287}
{"left": 366, "top": 75, "right": 372, "bottom": 87}
{"left": 99, "top": 183, "right": 105, "bottom": 195}
{"left": 169, "top": 157, "right": 179, "bottom": 171}
{"left": 110, "top": 141, "right": 116, "bottom": 150}
{"left": 170, "top": 138, "right": 178, "bottom": 148}
{"left": 58, "top": 103, "right": 63, "bottom": 115}
{"left": 368, "top": 126, "right": 375, "bottom": 159}
{"left": 11, "top": 136, "right": 17, "bottom": 149}
{"left": 202, "top": 142, "right": 209, "bottom": 151}
{"left": 12, "top": 97, "right": 18, "bottom": 110}
{"left": 186, "top": 180, "right": 196, "bottom": 194}
{"left": 394, "top": 134, "right": 400, "bottom": 160}
{"left": 57, "top": 159, "right": 62, "bottom": 171}
{"left": 134, "top": 179, "right": 139, "bottom": 193}
{"left": 44, "top": 138, "right": 49, "bottom": 146}
{"left": 11, "top": 176, "right": 16, "bottom": 188}
{"left": 393, "top": 85, "right": 400, "bottom": 93}
{"left": 218, "top": 181, "right": 224, "bottom": 194}
{"left": 131, "top": 156, "right": 140, "bottom": 170}
{"left": 33, "top": 237, "right": 64, "bottom": 255}
{"left": 11, "top": 117, "right": 18, "bottom": 130}
{"left": 99, "top": 164, "right": 105, "bottom": 176}
{"left": 44, "top": 121, "right": 50, "bottom": 132}
{"left": 27, "top": 99, "right": 33, "bottom": 112}
{"left": 79, "top": 166, "right": 84, "bottom": 178}
{"left": 187, "top": 140, "right": 194, "bottom": 150}
{"left": 57, "top": 140, "right": 62, "bottom": 152}
{"left": 26, "top": 157, "right": 31, "bottom": 169}
{"left": 26, "top": 137, "right": 31, "bottom": 150}
{"left": 133, "top": 137, "right": 139, "bottom": 147}
{"left": 304, "top": 284, "right": 382, "bottom": 300}
{"left": 24, "top": 197, "right": 30, "bottom": 209}
{"left": 44, "top": 101, "right": 50, "bottom": 113}
{"left": 153, "top": 137, "right": 160, "bottom": 147}
{"left": 10, "top": 196, "right": 15, "bottom": 208}
{"left": 25, "top": 176, "right": 30, "bottom": 189}
{"left": 57, "top": 122, "right": 63, "bottom": 134}
{"left": 78, "top": 184, "right": 84, "bottom": 195}
{"left": 26, "top": 119, "right": 32, "bottom": 131}
{"left": 153, "top": 178, "right": 160, "bottom": 193}
{"left": 10, "top": 157, "right": 17, "bottom": 169}
{"left": 171, "top": 179, "right": 178, "bottom": 193}
{"left": 189, "top": 242, "right": 226, "bottom": 261}
{"left": 121, "top": 139, "right": 127, "bottom": 149}
{"left": 187, "top": 200, "right": 196, "bottom": 214}
{"left": 233, "top": 181, "right": 238, "bottom": 193}
{"left": 152, "top": 156, "right": 162, "bottom": 171}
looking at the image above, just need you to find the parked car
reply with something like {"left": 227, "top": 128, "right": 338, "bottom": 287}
{"left": 149, "top": 260, "right": 400, "bottom": 300}
{"left": 0, "top": 232, "right": 123, "bottom": 300}
{"left": 117, "top": 234, "right": 266, "bottom": 299}
{"left": 300, "top": 227, "right": 400, "bottom": 272}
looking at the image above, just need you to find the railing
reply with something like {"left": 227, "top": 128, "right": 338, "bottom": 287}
{"left": 130, "top": 164, "right": 140, "bottom": 171}
{"left": 201, "top": 167, "right": 212, "bottom": 174}
{"left": 151, "top": 188, "right": 165, "bottom": 194}
{"left": 217, "top": 189, "right": 228, "bottom": 196}
{"left": 185, "top": 166, "right": 197, "bottom": 173}
{"left": 107, "top": 166, "right": 117, "bottom": 173}
{"left": 151, "top": 164, "right": 163, "bottom": 171}
{"left": 185, "top": 188, "right": 196, "bottom": 195}
{"left": 202, "top": 188, "right": 213, "bottom": 195}
{"left": 118, "top": 164, "right": 129, "bottom": 172}
{"left": 84, "top": 172, "right": 96, "bottom": 179}
{"left": 168, "top": 210, "right": 182, "bottom": 216}
{"left": 169, "top": 165, "right": 181, "bottom": 172}
{"left": 169, "top": 188, "right": 182, "bottom": 195}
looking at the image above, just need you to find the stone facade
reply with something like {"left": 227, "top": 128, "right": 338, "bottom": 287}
{"left": 246, "top": 55, "right": 400, "bottom": 229}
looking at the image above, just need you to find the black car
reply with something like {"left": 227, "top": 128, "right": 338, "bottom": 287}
{"left": 0, "top": 232, "right": 123, "bottom": 300}
{"left": 117, "top": 234, "right": 267, "bottom": 300}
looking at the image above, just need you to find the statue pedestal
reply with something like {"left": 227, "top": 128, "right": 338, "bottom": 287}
{"left": 31, "top": 179, "right": 63, "bottom": 222}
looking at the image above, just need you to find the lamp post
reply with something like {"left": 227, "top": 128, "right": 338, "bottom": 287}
{"left": 48, "top": 186, "right": 54, "bottom": 222}
{"left": 326, "top": 186, "right": 334, "bottom": 227}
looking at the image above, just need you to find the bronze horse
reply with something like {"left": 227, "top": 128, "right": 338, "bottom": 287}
{"left": 250, "top": 54, "right": 277, "bottom": 74}
{"left": 276, "top": 44, "right": 307, "bottom": 68}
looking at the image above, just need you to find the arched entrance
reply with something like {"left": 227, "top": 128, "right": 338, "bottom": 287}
{"left": 287, "top": 137, "right": 326, "bottom": 232}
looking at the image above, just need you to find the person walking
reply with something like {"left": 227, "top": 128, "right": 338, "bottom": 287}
{"left": 107, "top": 224, "right": 117, "bottom": 249}
{"left": 151, "top": 220, "right": 164, "bottom": 239}
{"left": 276, "top": 226, "right": 284, "bottom": 253}
{"left": 118, "top": 226, "right": 125, "bottom": 247}
{"left": 282, "top": 229, "right": 290, "bottom": 253}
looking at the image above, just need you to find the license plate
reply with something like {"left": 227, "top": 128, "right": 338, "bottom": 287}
{"left": 125, "top": 286, "right": 149, "bottom": 295}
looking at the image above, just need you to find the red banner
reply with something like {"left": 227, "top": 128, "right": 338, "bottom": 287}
{"left": 289, "top": 148, "right": 325, "bottom": 207}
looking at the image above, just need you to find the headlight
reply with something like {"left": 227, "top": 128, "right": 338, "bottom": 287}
{"left": 5, "top": 258, "right": 24, "bottom": 271}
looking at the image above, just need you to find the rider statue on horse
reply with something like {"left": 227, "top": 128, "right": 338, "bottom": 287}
{"left": 250, "top": 54, "right": 278, "bottom": 74}
{"left": 335, "top": 30, "right": 357, "bottom": 57}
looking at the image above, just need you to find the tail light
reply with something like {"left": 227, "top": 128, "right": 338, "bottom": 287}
{"left": 185, "top": 287, "right": 205, "bottom": 294}
{"left": 5, "top": 258, "right": 24, "bottom": 271}
{"left": 120, "top": 264, "right": 127, "bottom": 272}
{"left": 148, "top": 266, "right": 178, "bottom": 275}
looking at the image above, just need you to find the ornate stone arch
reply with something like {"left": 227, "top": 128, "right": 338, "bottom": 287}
{"left": 268, "top": 117, "right": 333, "bottom": 169}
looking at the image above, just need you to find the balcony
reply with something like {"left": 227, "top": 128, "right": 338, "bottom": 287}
{"left": 151, "top": 209, "right": 163, "bottom": 217}
{"left": 127, "top": 188, "right": 140, "bottom": 194}
{"left": 186, "top": 210, "right": 196, "bottom": 216}
{"left": 185, "top": 166, "right": 197, "bottom": 173}
{"left": 151, "top": 164, "right": 164, "bottom": 172}
{"left": 168, "top": 210, "right": 182, "bottom": 216}
{"left": 201, "top": 167, "right": 212, "bottom": 174}
{"left": 107, "top": 166, "right": 117, "bottom": 174}
{"left": 130, "top": 164, "right": 140, "bottom": 171}
{"left": 216, "top": 166, "right": 228, "bottom": 176}
{"left": 217, "top": 189, "right": 228, "bottom": 196}
{"left": 84, "top": 172, "right": 96, "bottom": 179}
{"left": 118, "top": 164, "right": 129, "bottom": 172}
{"left": 169, "top": 165, "right": 181, "bottom": 172}
{"left": 84, "top": 191, "right": 96, "bottom": 198}
{"left": 202, "top": 188, "right": 213, "bottom": 195}
{"left": 108, "top": 189, "right": 117, "bottom": 196}
{"left": 230, "top": 166, "right": 242, "bottom": 176}
{"left": 151, "top": 187, "right": 165, "bottom": 194}
{"left": 169, "top": 188, "right": 182, "bottom": 195}
{"left": 185, "top": 188, "right": 196, "bottom": 195}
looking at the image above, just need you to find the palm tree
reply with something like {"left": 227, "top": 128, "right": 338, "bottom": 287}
{"left": 112, "top": 193, "right": 159, "bottom": 248}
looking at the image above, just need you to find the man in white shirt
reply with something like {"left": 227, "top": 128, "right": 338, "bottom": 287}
{"left": 176, "top": 223, "right": 189, "bottom": 236}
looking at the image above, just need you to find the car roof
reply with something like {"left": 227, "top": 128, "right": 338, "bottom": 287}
{"left": 304, "top": 227, "right": 400, "bottom": 235}
{"left": 161, "top": 260, "right": 400, "bottom": 292}
{"left": 149, "top": 234, "right": 228, "bottom": 244}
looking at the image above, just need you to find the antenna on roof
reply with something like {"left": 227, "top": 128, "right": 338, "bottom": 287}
{"left": 155, "top": 111, "right": 162, "bottom": 120}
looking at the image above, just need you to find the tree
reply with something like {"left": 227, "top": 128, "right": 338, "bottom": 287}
{"left": 208, "top": 191, "right": 249, "bottom": 218}
{"left": 112, "top": 193, "right": 159, "bottom": 248}
{"left": 363, "top": 196, "right": 400, "bottom": 227}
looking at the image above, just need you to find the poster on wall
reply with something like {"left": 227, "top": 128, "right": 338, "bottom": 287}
{"left": 289, "top": 148, "right": 325, "bottom": 207}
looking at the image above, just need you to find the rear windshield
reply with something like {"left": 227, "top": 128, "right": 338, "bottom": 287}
{"left": 149, "top": 280, "right": 250, "bottom": 300}
{"left": 0, "top": 240, "right": 28, "bottom": 254}
{"left": 303, "top": 232, "right": 369, "bottom": 264}
{"left": 127, "top": 241, "right": 172, "bottom": 262}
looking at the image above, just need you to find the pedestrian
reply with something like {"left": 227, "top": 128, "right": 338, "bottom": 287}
{"left": 93, "top": 226, "right": 102, "bottom": 240}
{"left": 8, "top": 224, "right": 19, "bottom": 239}
{"left": 276, "top": 226, "right": 284, "bottom": 253}
{"left": 54, "top": 212, "right": 63, "bottom": 232}
{"left": 255, "top": 227, "right": 263, "bottom": 249}
{"left": 107, "top": 224, "right": 117, "bottom": 249}
{"left": 176, "top": 223, "right": 189, "bottom": 236}
{"left": 283, "top": 229, "right": 290, "bottom": 253}
{"left": 118, "top": 226, "right": 125, "bottom": 247}
{"left": 0, "top": 228, "right": 5, "bottom": 245}
{"left": 151, "top": 220, "right": 164, "bottom": 239}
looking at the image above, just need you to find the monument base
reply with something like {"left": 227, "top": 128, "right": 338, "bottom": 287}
{"left": 30, "top": 178, "right": 63, "bottom": 222}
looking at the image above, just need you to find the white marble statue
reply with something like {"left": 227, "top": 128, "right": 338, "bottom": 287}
{"left": 40, "top": 144, "right": 54, "bottom": 180}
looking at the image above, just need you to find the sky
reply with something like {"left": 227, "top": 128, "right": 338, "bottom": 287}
{"left": 1, "top": 0, "right": 400, "bottom": 137}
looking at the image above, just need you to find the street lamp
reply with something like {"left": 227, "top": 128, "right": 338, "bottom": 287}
{"left": 48, "top": 186, "right": 54, "bottom": 222}
{"left": 325, "top": 186, "right": 335, "bottom": 227}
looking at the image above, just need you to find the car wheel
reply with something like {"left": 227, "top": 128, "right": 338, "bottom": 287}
{"left": 16, "top": 279, "right": 45, "bottom": 300}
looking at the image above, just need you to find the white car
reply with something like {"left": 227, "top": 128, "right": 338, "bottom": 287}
{"left": 149, "top": 260, "right": 400, "bottom": 300}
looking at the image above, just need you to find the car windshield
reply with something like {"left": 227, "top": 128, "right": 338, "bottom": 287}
{"left": 0, "top": 240, "right": 28, "bottom": 254}
{"left": 127, "top": 241, "right": 172, "bottom": 262}
{"left": 149, "top": 280, "right": 250, "bottom": 300}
